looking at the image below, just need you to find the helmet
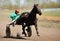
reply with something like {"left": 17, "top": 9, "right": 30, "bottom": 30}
{"left": 15, "top": 9, "right": 19, "bottom": 13}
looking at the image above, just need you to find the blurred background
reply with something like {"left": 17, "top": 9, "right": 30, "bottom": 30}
{"left": 0, "top": 0, "right": 60, "bottom": 9}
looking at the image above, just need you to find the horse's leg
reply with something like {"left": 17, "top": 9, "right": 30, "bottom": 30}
{"left": 35, "top": 19, "right": 40, "bottom": 36}
{"left": 35, "top": 24, "right": 40, "bottom": 36}
{"left": 22, "top": 23, "right": 27, "bottom": 36}
{"left": 26, "top": 25, "right": 32, "bottom": 37}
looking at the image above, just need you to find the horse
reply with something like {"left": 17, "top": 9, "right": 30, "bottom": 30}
{"left": 16, "top": 4, "right": 42, "bottom": 37}
{"left": 6, "top": 4, "right": 42, "bottom": 37}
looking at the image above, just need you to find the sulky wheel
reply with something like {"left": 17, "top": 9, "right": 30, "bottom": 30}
{"left": 6, "top": 24, "right": 11, "bottom": 37}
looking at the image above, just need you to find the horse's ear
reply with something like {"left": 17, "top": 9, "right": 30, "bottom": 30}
{"left": 34, "top": 4, "right": 38, "bottom": 7}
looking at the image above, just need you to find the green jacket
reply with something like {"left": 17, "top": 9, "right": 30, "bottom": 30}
{"left": 10, "top": 12, "right": 20, "bottom": 21}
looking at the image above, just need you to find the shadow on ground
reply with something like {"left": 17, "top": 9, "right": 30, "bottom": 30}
{"left": 3, "top": 36, "right": 27, "bottom": 40}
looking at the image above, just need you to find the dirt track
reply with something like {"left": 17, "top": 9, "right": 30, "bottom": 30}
{"left": 0, "top": 10, "right": 60, "bottom": 41}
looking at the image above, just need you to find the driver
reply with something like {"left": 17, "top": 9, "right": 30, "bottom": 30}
{"left": 9, "top": 9, "right": 20, "bottom": 27}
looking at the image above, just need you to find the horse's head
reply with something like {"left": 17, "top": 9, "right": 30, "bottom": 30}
{"left": 33, "top": 4, "right": 42, "bottom": 15}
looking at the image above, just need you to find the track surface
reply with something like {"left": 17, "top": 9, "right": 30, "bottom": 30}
{"left": 0, "top": 10, "right": 60, "bottom": 41}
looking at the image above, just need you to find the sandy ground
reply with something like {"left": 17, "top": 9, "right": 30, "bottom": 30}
{"left": 0, "top": 10, "right": 60, "bottom": 41}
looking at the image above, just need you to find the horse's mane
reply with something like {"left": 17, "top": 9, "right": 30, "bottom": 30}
{"left": 30, "top": 4, "right": 38, "bottom": 14}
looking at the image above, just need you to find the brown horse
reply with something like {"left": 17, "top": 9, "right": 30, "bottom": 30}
{"left": 16, "top": 4, "right": 42, "bottom": 37}
{"left": 6, "top": 4, "right": 42, "bottom": 37}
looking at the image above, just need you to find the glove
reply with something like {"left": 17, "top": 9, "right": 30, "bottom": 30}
{"left": 12, "top": 20, "right": 15, "bottom": 23}
{"left": 9, "top": 20, "right": 16, "bottom": 25}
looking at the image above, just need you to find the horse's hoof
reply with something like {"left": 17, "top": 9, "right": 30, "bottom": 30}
{"left": 37, "top": 34, "right": 40, "bottom": 36}
{"left": 22, "top": 32, "right": 27, "bottom": 37}
{"left": 28, "top": 32, "right": 31, "bottom": 37}
{"left": 25, "top": 34, "right": 27, "bottom": 37}
{"left": 22, "top": 32, "right": 25, "bottom": 34}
